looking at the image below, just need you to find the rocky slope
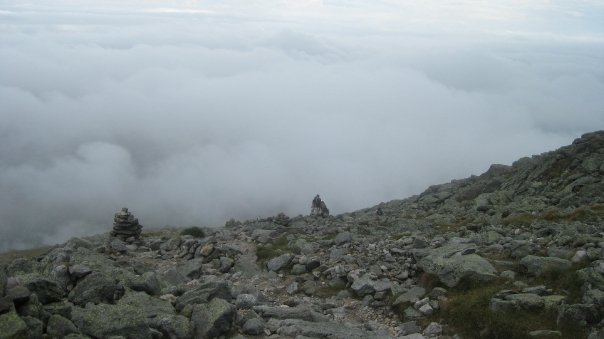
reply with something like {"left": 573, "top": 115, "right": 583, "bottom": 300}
{"left": 1, "top": 130, "right": 604, "bottom": 339}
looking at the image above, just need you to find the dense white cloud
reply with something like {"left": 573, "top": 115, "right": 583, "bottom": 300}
{"left": 0, "top": 0, "right": 603, "bottom": 250}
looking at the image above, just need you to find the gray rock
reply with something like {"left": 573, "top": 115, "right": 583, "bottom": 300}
{"left": 0, "top": 298, "right": 11, "bottom": 314}
{"left": 129, "top": 272, "right": 161, "bottom": 296}
{"left": 393, "top": 287, "right": 426, "bottom": 306}
{"left": 176, "top": 258, "right": 203, "bottom": 279}
{"left": 423, "top": 322, "right": 442, "bottom": 337}
{"left": 335, "top": 232, "right": 353, "bottom": 245}
{"left": 175, "top": 280, "right": 231, "bottom": 312}
{"left": 557, "top": 303, "right": 599, "bottom": 327}
{"left": 242, "top": 318, "right": 265, "bottom": 335}
{"left": 519, "top": 255, "right": 572, "bottom": 277}
{"left": 287, "top": 282, "right": 299, "bottom": 295}
{"left": 529, "top": 330, "right": 562, "bottom": 337}
{"left": 219, "top": 257, "right": 234, "bottom": 273}
{"left": 253, "top": 305, "right": 329, "bottom": 322}
{"left": 0, "top": 311, "right": 28, "bottom": 339}
{"left": 276, "top": 318, "right": 384, "bottom": 338}
{"left": 5, "top": 286, "right": 30, "bottom": 304}
{"left": 191, "top": 298, "right": 235, "bottom": 339}
{"left": 69, "top": 265, "right": 92, "bottom": 280}
{"left": 21, "top": 315, "right": 43, "bottom": 338}
{"left": 46, "top": 314, "right": 79, "bottom": 338}
{"left": 400, "top": 320, "right": 421, "bottom": 335}
{"left": 18, "top": 277, "right": 65, "bottom": 305}
{"left": 235, "top": 294, "right": 257, "bottom": 309}
{"left": 43, "top": 301, "right": 73, "bottom": 319}
{"left": 417, "top": 244, "right": 497, "bottom": 287}
{"left": 149, "top": 314, "right": 192, "bottom": 339}
{"left": 72, "top": 301, "right": 152, "bottom": 339}
{"left": 291, "top": 264, "right": 307, "bottom": 275}
{"left": 266, "top": 253, "right": 293, "bottom": 272}
{"left": 68, "top": 272, "right": 122, "bottom": 306}
{"left": 505, "top": 293, "right": 545, "bottom": 310}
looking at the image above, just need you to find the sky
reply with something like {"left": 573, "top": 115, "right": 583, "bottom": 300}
{"left": 0, "top": 0, "right": 603, "bottom": 251}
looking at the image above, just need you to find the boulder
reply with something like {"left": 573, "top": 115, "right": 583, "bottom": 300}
{"left": 519, "top": 256, "right": 572, "bottom": 277}
{"left": 5, "top": 286, "right": 30, "bottom": 304}
{"left": 72, "top": 302, "right": 152, "bottom": 339}
{"left": 68, "top": 273, "right": 123, "bottom": 306}
{"left": 417, "top": 245, "right": 497, "bottom": 287}
{"left": 23, "top": 277, "right": 65, "bottom": 304}
{"left": 253, "top": 305, "right": 328, "bottom": 322}
{"left": 175, "top": 280, "right": 231, "bottom": 312}
{"left": 242, "top": 318, "right": 265, "bottom": 335}
{"left": 276, "top": 319, "right": 384, "bottom": 338}
{"left": 266, "top": 253, "right": 293, "bottom": 272}
{"left": 128, "top": 272, "right": 161, "bottom": 296}
{"left": 21, "top": 315, "right": 43, "bottom": 338}
{"left": 191, "top": 298, "right": 235, "bottom": 338}
{"left": 0, "top": 311, "right": 28, "bottom": 339}
{"left": 46, "top": 314, "right": 79, "bottom": 338}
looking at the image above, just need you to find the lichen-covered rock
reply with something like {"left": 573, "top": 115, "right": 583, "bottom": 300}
{"left": 266, "top": 253, "right": 293, "bottom": 272}
{"left": 519, "top": 255, "right": 572, "bottom": 277}
{"left": 68, "top": 273, "right": 123, "bottom": 306}
{"left": 0, "top": 311, "right": 28, "bottom": 339}
{"left": 22, "top": 277, "right": 65, "bottom": 304}
{"left": 72, "top": 302, "right": 152, "bottom": 339}
{"left": 191, "top": 298, "right": 235, "bottom": 338}
{"left": 46, "top": 314, "right": 79, "bottom": 338}
{"left": 416, "top": 245, "right": 497, "bottom": 287}
{"left": 128, "top": 272, "right": 161, "bottom": 296}
{"left": 175, "top": 280, "right": 231, "bottom": 312}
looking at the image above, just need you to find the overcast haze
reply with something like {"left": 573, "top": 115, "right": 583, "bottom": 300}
{"left": 1, "top": 0, "right": 603, "bottom": 251}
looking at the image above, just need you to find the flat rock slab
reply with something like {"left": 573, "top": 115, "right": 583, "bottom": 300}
{"left": 519, "top": 255, "right": 572, "bottom": 277}
{"left": 276, "top": 319, "right": 388, "bottom": 339}
{"left": 417, "top": 245, "right": 497, "bottom": 287}
{"left": 253, "top": 305, "right": 329, "bottom": 322}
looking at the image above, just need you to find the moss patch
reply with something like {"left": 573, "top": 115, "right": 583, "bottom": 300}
{"left": 256, "top": 236, "right": 289, "bottom": 263}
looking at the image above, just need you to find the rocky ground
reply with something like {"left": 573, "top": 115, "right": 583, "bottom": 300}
{"left": 1, "top": 130, "right": 604, "bottom": 339}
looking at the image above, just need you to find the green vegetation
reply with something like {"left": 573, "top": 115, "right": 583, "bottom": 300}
{"left": 180, "top": 226, "right": 206, "bottom": 238}
{"left": 440, "top": 274, "right": 587, "bottom": 338}
{"left": 255, "top": 236, "right": 289, "bottom": 263}
{"left": 502, "top": 203, "right": 604, "bottom": 226}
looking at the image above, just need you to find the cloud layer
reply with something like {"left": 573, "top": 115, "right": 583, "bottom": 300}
{"left": 1, "top": 0, "right": 603, "bottom": 250}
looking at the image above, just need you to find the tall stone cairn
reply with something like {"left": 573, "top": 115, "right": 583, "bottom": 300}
{"left": 111, "top": 207, "right": 142, "bottom": 242}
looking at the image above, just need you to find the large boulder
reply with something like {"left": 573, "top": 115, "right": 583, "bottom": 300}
{"left": 72, "top": 302, "right": 152, "bottom": 339}
{"left": 22, "top": 277, "right": 65, "bottom": 304}
{"left": 46, "top": 314, "right": 79, "bottom": 338}
{"left": 118, "top": 291, "right": 191, "bottom": 338}
{"left": 175, "top": 280, "right": 231, "bottom": 312}
{"left": 128, "top": 272, "right": 161, "bottom": 296}
{"left": 267, "top": 253, "right": 293, "bottom": 272}
{"left": 416, "top": 245, "right": 497, "bottom": 287}
{"left": 68, "top": 272, "right": 123, "bottom": 306}
{"left": 0, "top": 311, "right": 28, "bottom": 339}
{"left": 519, "top": 256, "right": 572, "bottom": 277}
{"left": 191, "top": 298, "right": 235, "bottom": 338}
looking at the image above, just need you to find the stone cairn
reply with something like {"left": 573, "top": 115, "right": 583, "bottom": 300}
{"left": 110, "top": 207, "right": 142, "bottom": 243}
{"left": 311, "top": 194, "right": 329, "bottom": 217}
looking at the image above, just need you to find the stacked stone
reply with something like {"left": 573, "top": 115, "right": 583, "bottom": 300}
{"left": 310, "top": 194, "right": 329, "bottom": 217}
{"left": 111, "top": 207, "right": 142, "bottom": 242}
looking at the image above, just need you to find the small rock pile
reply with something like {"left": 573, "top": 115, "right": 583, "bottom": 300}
{"left": 311, "top": 194, "right": 329, "bottom": 217}
{"left": 110, "top": 207, "right": 142, "bottom": 243}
